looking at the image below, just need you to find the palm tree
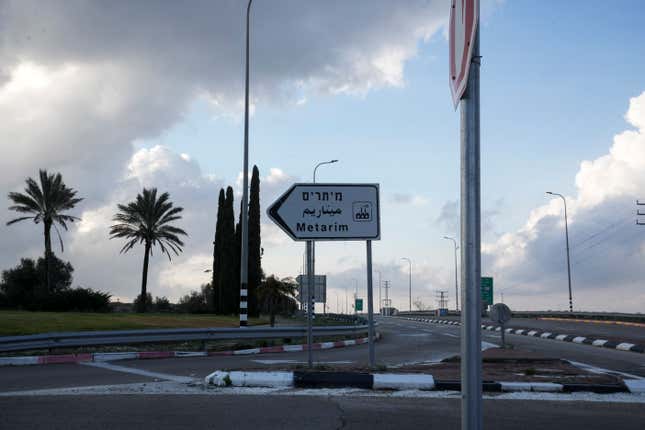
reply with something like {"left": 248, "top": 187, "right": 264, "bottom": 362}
{"left": 257, "top": 275, "right": 297, "bottom": 327}
{"left": 109, "top": 188, "right": 187, "bottom": 312}
{"left": 7, "top": 170, "right": 83, "bottom": 295}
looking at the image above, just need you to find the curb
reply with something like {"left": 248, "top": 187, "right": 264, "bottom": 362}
{"left": 0, "top": 333, "right": 379, "bottom": 367}
{"left": 400, "top": 317, "right": 645, "bottom": 354}
{"left": 204, "top": 370, "right": 634, "bottom": 394}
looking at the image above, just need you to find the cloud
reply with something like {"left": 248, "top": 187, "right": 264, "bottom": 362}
{"left": 436, "top": 200, "right": 458, "bottom": 235}
{"left": 390, "top": 193, "right": 429, "bottom": 206}
{"left": 0, "top": 1, "right": 456, "bottom": 301}
{"left": 483, "top": 91, "right": 645, "bottom": 312}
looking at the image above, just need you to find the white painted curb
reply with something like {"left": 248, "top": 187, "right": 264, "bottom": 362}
{"left": 500, "top": 382, "right": 563, "bottom": 392}
{"left": 625, "top": 379, "right": 645, "bottom": 394}
{"left": 205, "top": 370, "right": 293, "bottom": 388}
{"left": 373, "top": 373, "right": 435, "bottom": 390}
{"left": 0, "top": 356, "right": 39, "bottom": 366}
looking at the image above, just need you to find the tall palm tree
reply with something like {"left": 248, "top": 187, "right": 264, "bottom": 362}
{"left": 7, "top": 170, "right": 83, "bottom": 295}
{"left": 257, "top": 275, "right": 297, "bottom": 327}
{"left": 109, "top": 188, "right": 187, "bottom": 312}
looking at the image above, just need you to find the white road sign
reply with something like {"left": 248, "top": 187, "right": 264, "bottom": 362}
{"left": 267, "top": 183, "right": 380, "bottom": 241}
{"left": 449, "top": 0, "right": 478, "bottom": 107}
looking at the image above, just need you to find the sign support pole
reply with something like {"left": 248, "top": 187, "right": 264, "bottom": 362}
{"left": 460, "top": 25, "right": 482, "bottom": 430}
{"left": 306, "top": 240, "right": 314, "bottom": 368}
{"left": 366, "top": 240, "right": 375, "bottom": 368}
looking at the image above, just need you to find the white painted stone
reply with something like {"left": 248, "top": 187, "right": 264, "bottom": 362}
{"left": 572, "top": 337, "right": 586, "bottom": 344}
{"left": 555, "top": 334, "right": 568, "bottom": 341}
{"left": 373, "top": 373, "right": 435, "bottom": 390}
{"left": 592, "top": 339, "right": 608, "bottom": 347}
{"left": 625, "top": 379, "right": 645, "bottom": 394}
{"left": 617, "top": 343, "right": 636, "bottom": 351}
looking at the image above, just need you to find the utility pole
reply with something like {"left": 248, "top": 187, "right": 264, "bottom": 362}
{"left": 401, "top": 257, "right": 412, "bottom": 312}
{"left": 444, "top": 236, "right": 459, "bottom": 311}
{"left": 376, "top": 270, "right": 382, "bottom": 316}
{"left": 546, "top": 191, "right": 573, "bottom": 312}
{"left": 435, "top": 290, "right": 449, "bottom": 310}
{"left": 238, "top": 0, "right": 253, "bottom": 328}
{"left": 383, "top": 281, "right": 391, "bottom": 316}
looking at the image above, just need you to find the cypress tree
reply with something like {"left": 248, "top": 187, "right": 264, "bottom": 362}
{"left": 219, "top": 186, "right": 237, "bottom": 314}
{"left": 211, "top": 188, "right": 225, "bottom": 313}
{"left": 247, "top": 165, "right": 262, "bottom": 317}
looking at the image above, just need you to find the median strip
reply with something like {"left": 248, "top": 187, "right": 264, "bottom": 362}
{"left": 204, "top": 370, "right": 634, "bottom": 394}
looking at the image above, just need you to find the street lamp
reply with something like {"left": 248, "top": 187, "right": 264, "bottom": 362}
{"left": 238, "top": 0, "right": 253, "bottom": 327}
{"left": 401, "top": 257, "right": 412, "bottom": 312}
{"left": 443, "top": 236, "right": 459, "bottom": 312}
{"left": 306, "top": 159, "right": 339, "bottom": 316}
{"left": 375, "top": 270, "right": 382, "bottom": 316}
{"left": 546, "top": 191, "right": 573, "bottom": 312}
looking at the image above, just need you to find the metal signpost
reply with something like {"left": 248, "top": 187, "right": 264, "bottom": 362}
{"left": 267, "top": 183, "right": 380, "bottom": 368}
{"left": 450, "top": 1, "right": 481, "bottom": 429}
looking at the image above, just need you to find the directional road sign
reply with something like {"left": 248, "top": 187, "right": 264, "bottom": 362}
{"left": 267, "top": 183, "right": 380, "bottom": 241}
{"left": 296, "top": 274, "right": 326, "bottom": 303}
{"left": 481, "top": 276, "right": 493, "bottom": 306}
{"left": 355, "top": 298, "right": 363, "bottom": 312}
{"left": 449, "top": 0, "right": 478, "bottom": 107}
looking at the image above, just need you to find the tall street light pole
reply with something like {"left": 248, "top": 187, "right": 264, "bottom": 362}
{"left": 443, "top": 236, "right": 459, "bottom": 312}
{"left": 308, "top": 159, "right": 338, "bottom": 317}
{"left": 239, "top": 0, "right": 253, "bottom": 327}
{"left": 376, "top": 270, "right": 382, "bottom": 316}
{"left": 546, "top": 191, "right": 574, "bottom": 312}
{"left": 401, "top": 257, "right": 412, "bottom": 312}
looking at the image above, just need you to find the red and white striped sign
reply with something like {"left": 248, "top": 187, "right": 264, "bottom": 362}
{"left": 449, "top": 0, "right": 478, "bottom": 107}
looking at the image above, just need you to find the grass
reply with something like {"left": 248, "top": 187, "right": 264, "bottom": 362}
{"left": 0, "top": 310, "right": 267, "bottom": 336}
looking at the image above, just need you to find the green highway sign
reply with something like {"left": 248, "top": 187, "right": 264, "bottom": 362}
{"left": 481, "top": 277, "right": 493, "bottom": 306}
{"left": 355, "top": 298, "right": 363, "bottom": 312}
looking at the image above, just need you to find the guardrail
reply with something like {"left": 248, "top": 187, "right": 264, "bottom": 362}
{"left": 0, "top": 324, "right": 370, "bottom": 354}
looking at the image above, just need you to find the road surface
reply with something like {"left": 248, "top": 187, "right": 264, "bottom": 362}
{"left": 1, "top": 316, "right": 643, "bottom": 429}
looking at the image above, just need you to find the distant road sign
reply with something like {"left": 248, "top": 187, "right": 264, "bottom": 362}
{"left": 355, "top": 298, "right": 363, "bottom": 312}
{"left": 481, "top": 277, "right": 493, "bottom": 305}
{"left": 296, "top": 274, "right": 327, "bottom": 303}
{"left": 449, "top": 0, "right": 478, "bottom": 107}
{"left": 267, "top": 183, "right": 380, "bottom": 241}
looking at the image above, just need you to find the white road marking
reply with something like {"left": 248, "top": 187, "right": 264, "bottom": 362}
{"left": 481, "top": 341, "right": 499, "bottom": 351}
{"left": 251, "top": 360, "right": 353, "bottom": 365}
{"left": 567, "top": 360, "right": 644, "bottom": 381}
{"left": 81, "top": 361, "right": 195, "bottom": 384}
{"left": 442, "top": 333, "right": 459, "bottom": 338}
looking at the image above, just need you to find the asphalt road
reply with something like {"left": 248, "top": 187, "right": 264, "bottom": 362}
{"left": 1, "top": 316, "right": 643, "bottom": 429}
{"left": 1, "top": 395, "right": 644, "bottom": 430}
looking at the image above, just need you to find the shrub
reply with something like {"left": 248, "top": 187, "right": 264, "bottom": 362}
{"left": 40, "top": 287, "right": 112, "bottom": 312}
{"left": 177, "top": 288, "right": 209, "bottom": 313}
{"left": 1, "top": 256, "right": 74, "bottom": 309}
{"left": 154, "top": 296, "right": 173, "bottom": 312}
{"left": 133, "top": 293, "right": 154, "bottom": 313}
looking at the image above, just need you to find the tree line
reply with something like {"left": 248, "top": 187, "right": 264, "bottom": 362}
{"left": 1, "top": 166, "right": 292, "bottom": 317}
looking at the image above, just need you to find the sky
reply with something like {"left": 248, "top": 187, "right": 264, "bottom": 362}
{"left": 2, "top": 0, "right": 645, "bottom": 313}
